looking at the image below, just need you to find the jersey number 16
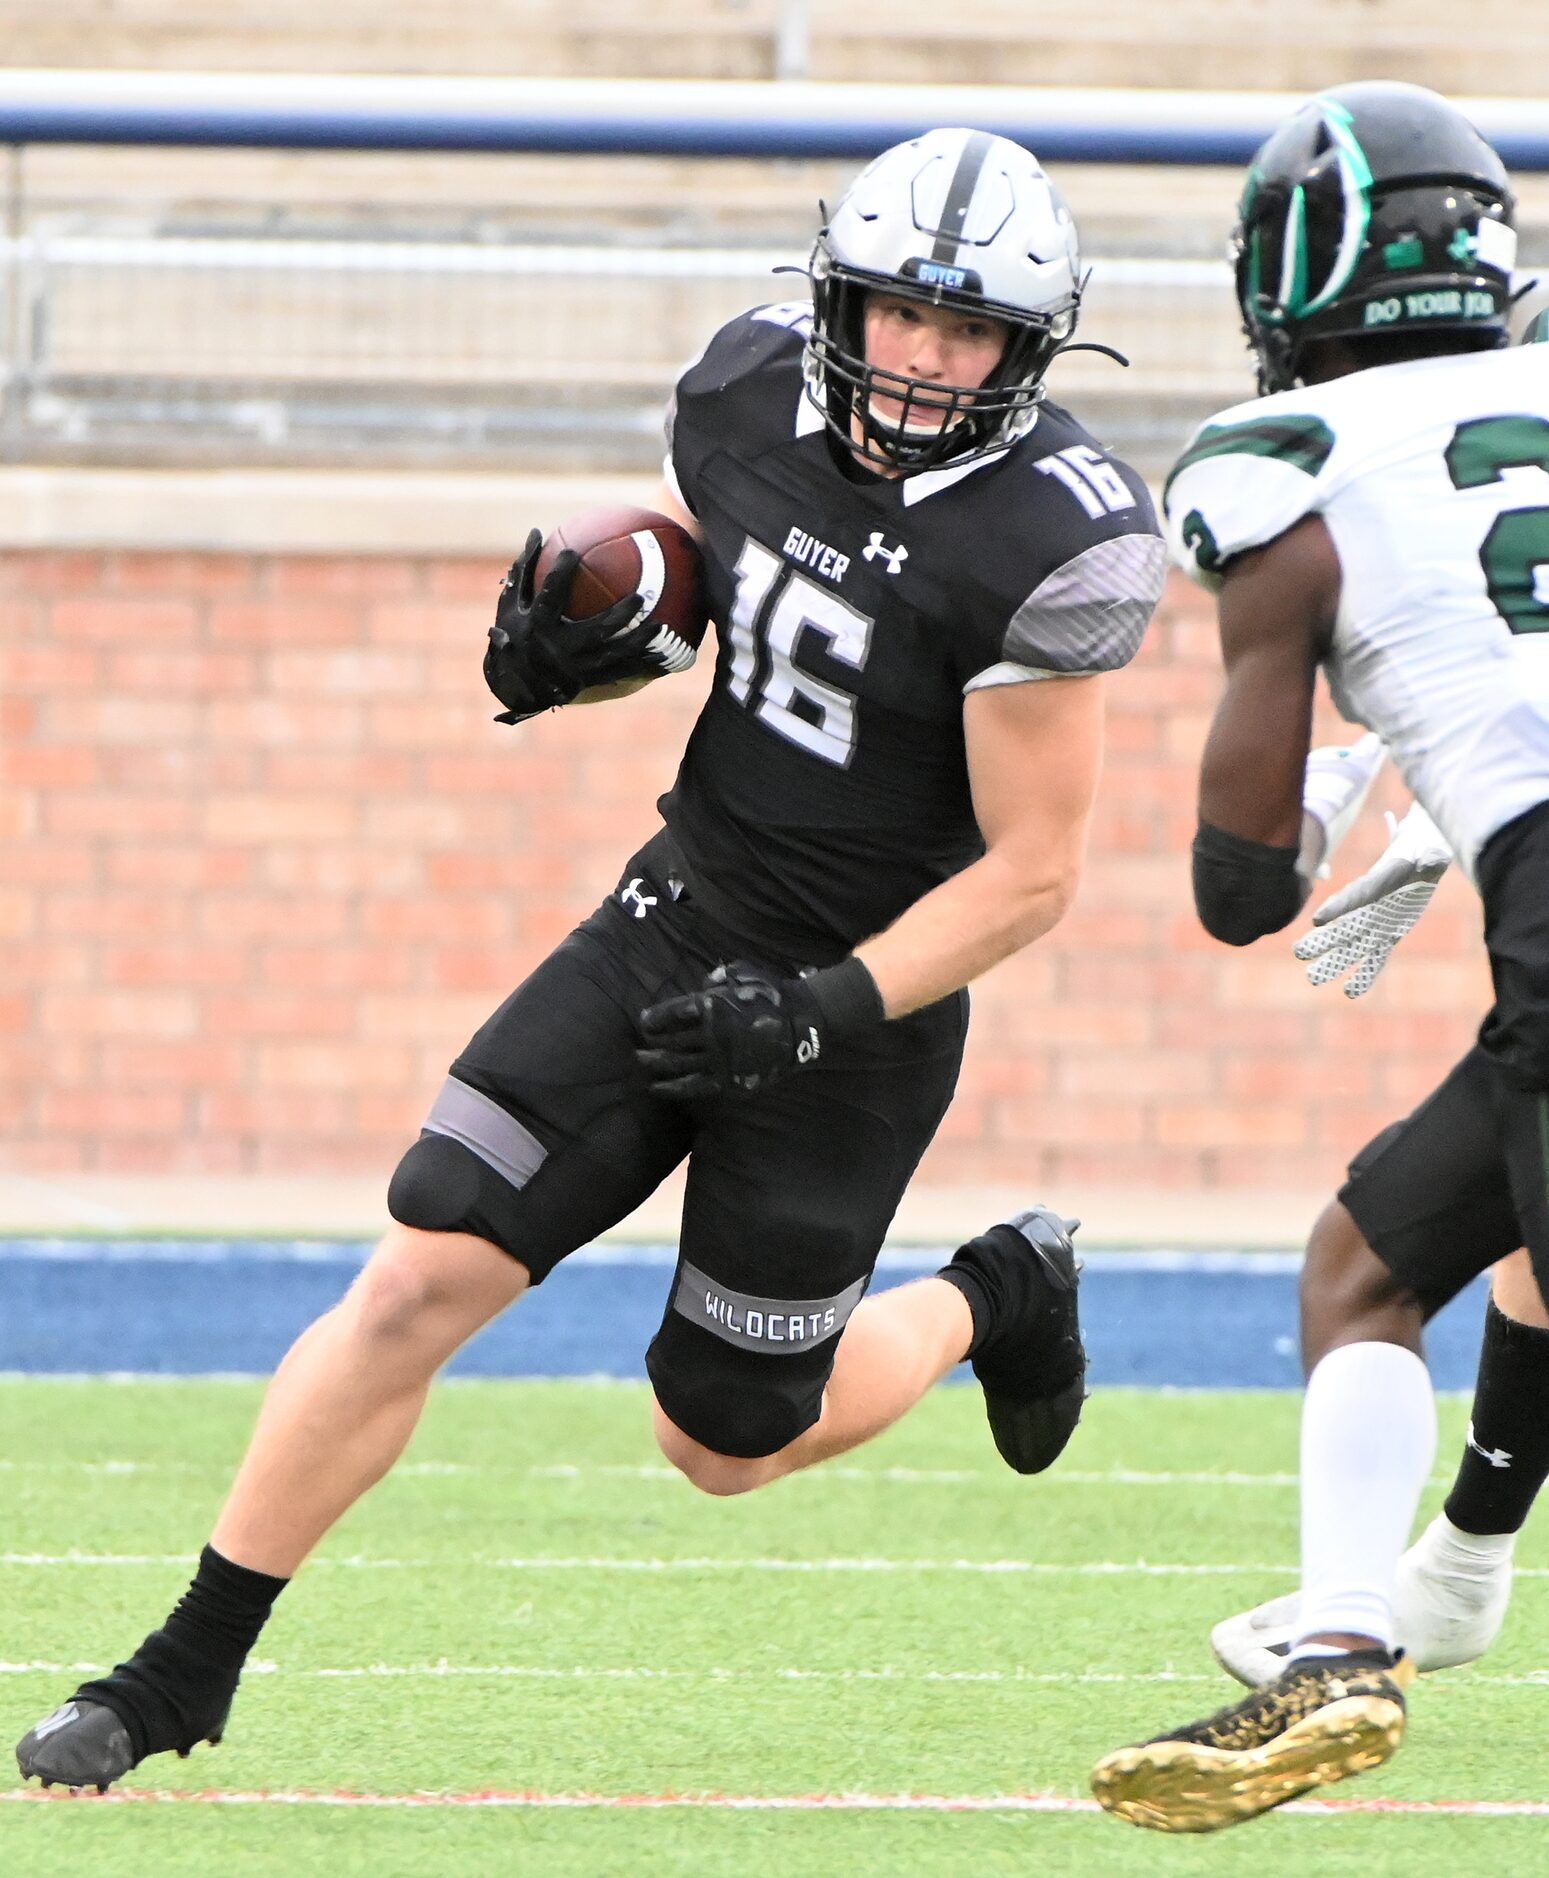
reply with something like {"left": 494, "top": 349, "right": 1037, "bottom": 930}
{"left": 724, "top": 539, "right": 876, "bottom": 768}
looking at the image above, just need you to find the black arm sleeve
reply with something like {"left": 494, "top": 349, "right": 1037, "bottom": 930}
{"left": 1191, "top": 821, "right": 1311, "bottom": 947}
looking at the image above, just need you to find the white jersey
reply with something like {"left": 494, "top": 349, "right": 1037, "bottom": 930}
{"left": 1165, "top": 343, "right": 1549, "bottom": 880}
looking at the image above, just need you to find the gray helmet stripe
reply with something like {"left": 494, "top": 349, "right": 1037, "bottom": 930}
{"left": 930, "top": 130, "right": 995, "bottom": 266}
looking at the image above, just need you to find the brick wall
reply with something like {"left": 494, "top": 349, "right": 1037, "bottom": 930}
{"left": 0, "top": 548, "right": 1491, "bottom": 1191}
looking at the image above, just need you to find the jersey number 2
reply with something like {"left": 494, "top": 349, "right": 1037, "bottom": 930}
{"left": 1445, "top": 414, "right": 1549, "bottom": 634}
{"left": 725, "top": 539, "right": 874, "bottom": 767}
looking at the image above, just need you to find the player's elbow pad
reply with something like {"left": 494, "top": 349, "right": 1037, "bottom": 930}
{"left": 1191, "top": 821, "right": 1310, "bottom": 947}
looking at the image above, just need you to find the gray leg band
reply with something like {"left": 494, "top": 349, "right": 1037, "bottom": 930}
{"left": 423, "top": 1077, "right": 548, "bottom": 1189}
{"left": 672, "top": 1260, "right": 869, "bottom": 1354}
{"left": 648, "top": 1264, "right": 874, "bottom": 1460}
{"left": 386, "top": 1078, "right": 552, "bottom": 1274}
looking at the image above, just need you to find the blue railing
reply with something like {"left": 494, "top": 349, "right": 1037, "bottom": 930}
{"left": 0, "top": 74, "right": 1540, "bottom": 474}
{"left": 1, "top": 71, "right": 1548, "bottom": 168}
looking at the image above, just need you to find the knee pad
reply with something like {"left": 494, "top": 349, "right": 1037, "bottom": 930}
{"left": 645, "top": 1309, "right": 823, "bottom": 1460}
{"left": 388, "top": 1132, "right": 483, "bottom": 1233}
{"left": 387, "top": 1132, "right": 534, "bottom": 1269}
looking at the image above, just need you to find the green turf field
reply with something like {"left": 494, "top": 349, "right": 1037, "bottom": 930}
{"left": 1, "top": 1378, "right": 1545, "bottom": 1876}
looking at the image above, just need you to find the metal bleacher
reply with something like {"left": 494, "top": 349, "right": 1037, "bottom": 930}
{"left": 0, "top": 4, "right": 1546, "bottom": 479}
{"left": 6, "top": 0, "right": 1548, "bottom": 92}
{"left": 1, "top": 204, "right": 1245, "bottom": 476}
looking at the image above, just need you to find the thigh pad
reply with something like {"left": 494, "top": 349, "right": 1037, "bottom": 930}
{"left": 646, "top": 1260, "right": 873, "bottom": 1460}
{"left": 1340, "top": 1045, "right": 1521, "bottom": 1312}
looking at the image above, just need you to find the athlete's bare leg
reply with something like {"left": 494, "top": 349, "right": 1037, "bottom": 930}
{"left": 212, "top": 1224, "right": 529, "bottom": 1575}
{"left": 13, "top": 1222, "right": 534, "bottom": 1788}
{"left": 1207, "top": 1243, "right": 1549, "bottom": 1689}
{"left": 1284, "top": 1246, "right": 1547, "bottom": 1660}
{"left": 653, "top": 1276, "right": 973, "bottom": 1496}
{"left": 1294, "top": 1226, "right": 1549, "bottom": 1625}
{"left": 1299, "top": 1198, "right": 1424, "bottom": 1369}
{"left": 1491, "top": 1245, "right": 1549, "bottom": 1327}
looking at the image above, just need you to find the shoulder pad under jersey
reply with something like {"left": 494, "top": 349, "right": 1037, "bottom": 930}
{"left": 953, "top": 414, "right": 1165, "bottom": 687}
{"left": 674, "top": 302, "right": 810, "bottom": 403}
{"left": 1162, "top": 392, "right": 1338, "bottom": 589}
{"left": 665, "top": 303, "right": 813, "bottom": 515}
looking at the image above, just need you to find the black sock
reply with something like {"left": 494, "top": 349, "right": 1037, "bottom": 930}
{"left": 938, "top": 1226, "right": 1022, "bottom": 1358}
{"left": 938, "top": 1221, "right": 1081, "bottom": 1393}
{"left": 1444, "top": 1300, "right": 1549, "bottom": 1536}
{"left": 160, "top": 1544, "right": 290, "bottom": 1668}
{"left": 75, "top": 1545, "right": 289, "bottom": 1760}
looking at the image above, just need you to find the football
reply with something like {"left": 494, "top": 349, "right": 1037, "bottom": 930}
{"left": 534, "top": 505, "right": 708, "bottom": 702}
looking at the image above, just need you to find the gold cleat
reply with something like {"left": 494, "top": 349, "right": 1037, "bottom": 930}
{"left": 1090, "top": 1648, "right": 1415, "bottom": 1833}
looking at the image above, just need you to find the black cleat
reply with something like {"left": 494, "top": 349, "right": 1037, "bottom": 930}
{"left": 16, "top": 1701, "right": 136, "bottom": 1793}
{"left": 943, "top": 1205, "right": 1086, "bottom": 1474}
{"left": 16, "top": 1643, "right": 236, "bottom": 1794}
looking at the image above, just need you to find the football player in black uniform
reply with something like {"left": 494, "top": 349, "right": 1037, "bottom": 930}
{"left": 17, "top": 128, "right": 1165, "bottom": 1790}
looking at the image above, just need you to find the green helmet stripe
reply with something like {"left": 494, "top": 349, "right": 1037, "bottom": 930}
{"left": 1279, "top": 185, "right": 1308, "bottom": 316}
{"left": 1245, "top": 225, "right": 1263, "bottom": 311}
{"left": 1301, "top": 99, "right": 1374, "bottom": 316}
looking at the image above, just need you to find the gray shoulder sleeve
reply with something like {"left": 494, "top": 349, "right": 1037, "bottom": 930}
{"left": 979, "top": 533, "right": 1167, "bottom": 687}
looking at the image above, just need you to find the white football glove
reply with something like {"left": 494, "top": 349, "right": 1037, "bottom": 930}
{"left": 1299, "top": 731, "right": 1387, "bottom": 879}
{"left": 1294, "top": 801, "right": 1453, "bottom": 998}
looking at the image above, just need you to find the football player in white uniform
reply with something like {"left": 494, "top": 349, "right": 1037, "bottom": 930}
{"left": 1092, "top": 82, "right": 1549, "bottom": 1832}
{"left": 1211, "top": 277, "right": 1549, "bottom": 1696}
{"left": 1213, "top": 824, "right": 1543, "bottom": 1690}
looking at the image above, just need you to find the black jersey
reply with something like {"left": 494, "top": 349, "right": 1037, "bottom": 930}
{"left": 658, "top": 302, "right": 1166, "bottom": 964}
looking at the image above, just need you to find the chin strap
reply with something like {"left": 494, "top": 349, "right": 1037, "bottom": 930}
{"left": 1049, "top": 339, "right": 1131, "bottom": 368}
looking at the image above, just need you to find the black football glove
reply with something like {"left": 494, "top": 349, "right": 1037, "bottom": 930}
{"left": 636, "top": 957, "right": 886, "bottom": 1102}
{"left": 483, "top": 528, "right": 663, "bottom": 724}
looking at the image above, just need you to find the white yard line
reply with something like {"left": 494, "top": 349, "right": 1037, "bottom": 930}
{"left": 6, "top": 1549, "right": 1547, "bottom": 1583}
{"left": 0, "top": 1661, "right": 1221, "bottom": 1686}
{"left": 523, "top": 1464, "right": 1314, "bottom": 1486}
{"left": 0, "top": 1552, "right": 1304, "bottom": 1573}
{"left": 5, "top": 1657, "right": 1548, "bottom": 1689}
{"left": 4, "top": 1787, "right": 1548, "bottom": 1816}
{"left": 12, "top": 1550, "right": 1549, "bottom": 1578}
{"left": 0, "top": 1459, "right": 1411, "bottom": 1486}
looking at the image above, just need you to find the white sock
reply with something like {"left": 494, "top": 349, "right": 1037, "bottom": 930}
{"left": 1430, "top": 1512, "right": 1516, "bottom": 1568}
{"left": 1294, "top": 1341, "right": 1436, "bottom": 1656}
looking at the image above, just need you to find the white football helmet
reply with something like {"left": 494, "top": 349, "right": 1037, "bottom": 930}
{"left": 805, "top": 127, "right": 1084, "bottom": 471}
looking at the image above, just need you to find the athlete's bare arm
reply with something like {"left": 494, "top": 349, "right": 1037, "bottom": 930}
{"left": 1198, "top": 513, "right": 1341, "bottom": 846}
{"left": 854, "top": 672, "right": 1105, "bottom": 1017}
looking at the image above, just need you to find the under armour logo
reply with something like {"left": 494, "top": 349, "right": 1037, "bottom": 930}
{"left": 1466, "top": 1421, "right": 1513, "bottom": 1469}
{"left": 862, "top": 532, "right": 909, "bottom": 575}
{"left": 620, "top": 878, "right": 657, "bottom": 920}
{"left": 32, "top": 1704, "right": 79, "bottom": 1742}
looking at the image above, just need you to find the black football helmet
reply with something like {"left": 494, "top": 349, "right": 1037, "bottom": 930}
{"left": 1233, "top": 82, "right": 1517, "bottom": 395}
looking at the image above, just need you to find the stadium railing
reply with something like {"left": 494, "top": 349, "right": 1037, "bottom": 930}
{"left": 0, "top": 73, "right": 1545, "bottom": 479}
